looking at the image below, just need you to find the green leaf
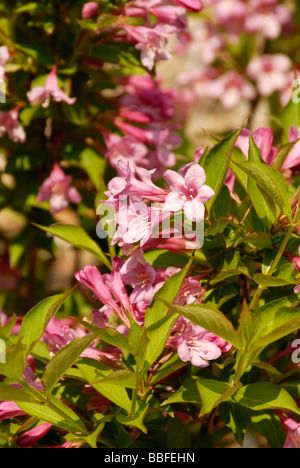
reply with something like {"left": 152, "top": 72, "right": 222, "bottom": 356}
{"left": 16, "top": 44, "right": 55, "bottom": 66}
{"left": 253, "top": 273, "right": 297, "bottom": 287}
{"left": 128, "top": 318, "right": 149, "bottom": 371}
{"left": 199, "top": 129, "right": 241, "bottom": 213}
{"left": 166, "top": 415, "right": 191, "bottom": 448}
{"left": 232, "top": 160, "right": 292, "bottom": 222}
{"left": 0, "top": 383, "right": 36, "bottom": 403}
{"left": 250, "top": 307, "right": 300, "bottom": 353}
{"left": 210, "top": 251, "right": 250, "bottom": 284}
{"left": 0, "top": 341, "right": 26, "bottom": 379}
{"left": 33, "top": 223, "right": 111, "bottom": 270}
{"left": 17, "top": 396, "right": 88, "bottom": 434}
{"left": 236, "top": 232, "right": 272, "bottom": 250}
{"left": 219, "top": 402, "right": 249, "bottom": 446}
{"left": 144, "top": 254, "right": 194, "bottom": 327}
{"left": 90, "top": 42, "right": 142, "bottom": 67}
{"left": 250, "top": 412, "right": 286, "bottom": 448}
{"left": 80, "top": 320, "right": 132, "bottom": 353}
{"left": 18, "top": 289, "right": 74, "bottom": 357}
{"left": 96, "top": 369, "right": 138, "bottom": 389}
{"left": 238, "top": 299, "right": 257, "bottom": 349}
{"left": 233, "top": 383, "right": 300, "bottom": 416}
{"left": 116, "top": 401, "right": 149, "bottom": 434}
{"left": 62, "top": 144, "right": 107, "bottom": 190}
{"left": 196, "top": 379, "right": 242, "bottom": 417}
{"left": 161, "top": 377, "right": 201, "bottom": 405}
{"left": 14, "top": 3, "right": 46, "bottom": 13}
{"left": 143, "top": 313, "right": 179, "bottom": 372}
{"left": 163, "top": 302, "right": 242, "bottom": 351}
{"left": 43, "top": 333, "right": 99, "bottom": 395}
{"left": 77, "top": 358, "right": 131, "bottom": 413}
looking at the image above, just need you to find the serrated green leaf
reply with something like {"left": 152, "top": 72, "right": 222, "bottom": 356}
{"left": 77, "top": 358, "right": 131, "bottom": 413}
{"left": 232, "top": 161, "right": 292, "bottom": 222}
{"left": 144, "top": 254, "right": 194, "bottom": 327}
{"left": 199, "top": 129, "right": 241, "bottom": 213}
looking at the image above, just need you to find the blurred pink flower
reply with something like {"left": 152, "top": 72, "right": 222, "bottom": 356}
{"left": 27, "top": 67, "right": 77, "bottom": 108}
{"left": 0, "top": 108, "right": 26, "bottom": 143}
{"left": 36, "top": 163, "right": 82, "bottom": 214}
{"left": 104, "top": 133, "right": 149, "bottom": 172}
{"left": 123, "top": 24, "right": 173, "bottom": 70}
{"left": 247, "top": 54, "right": 292, "bottom": 97}
{"left": 172, "top": 0, "right": 202, "bottom": 11}
{"left": 163, "top": 163, "right": 215, "bottom": 222}
{"left": 81, "top": 2, "right": 99, "bottom": 19}
{"left": 245, "top": 0, "right": 292, "bottom": 40}
{"left": 207, "top": 70, "right": 256, "bottom": 108}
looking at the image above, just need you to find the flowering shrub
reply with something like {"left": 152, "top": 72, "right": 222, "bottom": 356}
{"left": 0, "top": 0, "right": 299, "bottom": 450}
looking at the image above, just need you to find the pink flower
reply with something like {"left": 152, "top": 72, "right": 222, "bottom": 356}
{"left": 123, "top": 24, "right": 173, "bottom": 70}
{"left": 277, "top": 414, "right": 300, "bottom": 448}
{"left": 215, "top": 0, "right": 248, "bottom": 35}
{"left": 235, "top": 127, "right": 277, "bottom": 166}
{"left": 36, "top": 163, "right": 82, "bottom": 214}
{"left": 207, "top": 70, "right": 256, "bottom": 108}
{"left": 27, "top": 67, "right": 77, "bottom": 108}
{"left": 163, "top": 163, "right": 215, "bottom": 222}
{"left": 16, "top": 423, "right": 52, "bottom": 448}
{"left": 172, "top": 0, "right": 203, "bottom": 12}
{"left": 0, "top": 108, "right": 26, "bottom": 143}
{"left": 104, "top": 160, "right": 168, "bottom": 206}
{"left": 75, "top": 262, "right": 132, "bottom": 327}
{"left": 81, "top": 2, "right": 99, "bottom": 19}
{"left": 120, "top": 248, "right": 166, "bottom": 304}
{"left": 104, "top": 133, "right": 149, "bottom": 172}
{"left": 281, "top": 126, "right": 300, "bottom": 172}
{"left": 245, "top": 0, "right": 292, "bottom": 40}
{"left": 113, "top": 195, "right": 161, "bottom": 247}
{"left": 247, "top": 54, "right": 292, "bottom": 97}
{"left": 176, "top": 323, "right": 223, "bottom": 367}
{"left": 0, "top": 401, "right": 27, "bottom": 420}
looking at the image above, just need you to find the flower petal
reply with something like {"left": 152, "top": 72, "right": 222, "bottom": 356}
{"left": 163, "top": 191, "right": 184, "bottom": 212}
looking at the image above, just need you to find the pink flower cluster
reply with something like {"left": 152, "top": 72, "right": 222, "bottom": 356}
{"left": 175, "top": 0, "right": 296, "bottom": 109}
{"left": 101, "top": 153, "right": 214, "bottom": 252}
{"left": 75, "top": 248, "right": 232, "bottom": 367}
{"left": 105, "top": 74, "right": 183, "bottom": 178}
{"left": 72, "top": 152, "right": 232, "bottom": 373}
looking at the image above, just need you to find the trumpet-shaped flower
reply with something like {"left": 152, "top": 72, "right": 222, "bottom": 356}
{"left": 163, "top": 163, "right": 215, "bottom": 221}
{"left": 36, "top": 163, "right": 82, "bottom": 214}
{"left": 27, "top": 67, "right": 77, "bottom": 108}
{"left": 176, "top": 323, "right": 222, "bottom": 367}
